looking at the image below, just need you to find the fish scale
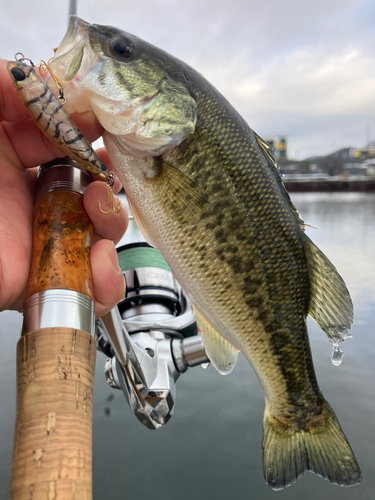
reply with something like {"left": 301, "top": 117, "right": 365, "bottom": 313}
{"left": 47, "top": 16, "right": 359, "bottom": 490}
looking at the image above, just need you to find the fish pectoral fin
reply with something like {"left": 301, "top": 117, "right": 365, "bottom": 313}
{"left": 126, "top": 160, "right": 210, "bottom": 249}
{"left": 153, "top": 158, "right": 211, "bottom": 220}
{"left": 193, "top": 305, "right": 239, "bottom": 375}
{"left": 304, "top": 235, "right": 353, "bottom": 343}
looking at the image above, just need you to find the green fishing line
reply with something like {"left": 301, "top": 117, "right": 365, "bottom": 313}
{"left": 117, "top": 246, "right": 171, "bottom": 272}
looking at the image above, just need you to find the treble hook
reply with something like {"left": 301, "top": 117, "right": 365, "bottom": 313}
{"left": 99, "top": 172, "right": 121, "bottom": 214}
{"left": 39, "top": 57, "right": 66, "bottom": 105}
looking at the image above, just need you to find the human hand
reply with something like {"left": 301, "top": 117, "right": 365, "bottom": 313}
{"left": 0, "top": 58, "right": 127, "bottom": 317}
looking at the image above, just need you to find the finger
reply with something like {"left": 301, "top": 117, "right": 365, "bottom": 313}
{"left": 83, "top": 181, "right": 128, "bottom": 244}
{"left": 1, "top": 111, "right": 104, "bottom": 170}
{"left": 91, "top": 239, "right": 125, "bottom": 318}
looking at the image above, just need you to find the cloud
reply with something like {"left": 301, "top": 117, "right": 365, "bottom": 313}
{"left": 0, "top": 0, "right": 374, "bottom": 158}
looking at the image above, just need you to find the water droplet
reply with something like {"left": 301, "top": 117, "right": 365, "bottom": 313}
{"left": 331, "top": 343, "right": 344, "bottom": 366}
{"left": 201, "top": 362, "right": 210, "bottom": 370}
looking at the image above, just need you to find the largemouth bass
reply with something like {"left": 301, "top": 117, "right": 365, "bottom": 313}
{"left": 7, "top": 59, "right": 110, "bottom": 181}
{"left": 49, "top": 16, "right": 361, "bottom": 490}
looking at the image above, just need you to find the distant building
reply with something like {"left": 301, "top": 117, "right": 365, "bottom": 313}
{"left": 350, "top": 147, "right": 375, "bottom": 159}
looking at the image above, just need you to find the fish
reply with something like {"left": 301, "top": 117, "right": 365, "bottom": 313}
{"left": 48, "top": 16, "right": 361, "bottom": 490}
{"left": 7, "top": 59, "right": 110, "bottom": 181}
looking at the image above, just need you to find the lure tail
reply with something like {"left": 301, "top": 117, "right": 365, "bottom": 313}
{"left": 262, "top": 400, "right": 361, "bottom": 490}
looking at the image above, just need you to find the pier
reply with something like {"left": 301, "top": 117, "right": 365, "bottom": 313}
{"left": 283, "top": 175, "right": 375, "bottom": 192}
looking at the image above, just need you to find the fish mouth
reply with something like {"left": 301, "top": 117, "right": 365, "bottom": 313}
{"left": 49, "top": 16, "right": 92, "bottom": 82}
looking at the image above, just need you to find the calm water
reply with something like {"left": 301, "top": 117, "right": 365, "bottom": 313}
{"left": 0, "top": 192, "right": 374, "bottom": 499}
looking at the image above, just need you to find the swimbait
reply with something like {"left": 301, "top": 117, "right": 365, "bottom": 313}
{"left": 7, "top": 59, "right": 110, "bottom": 181}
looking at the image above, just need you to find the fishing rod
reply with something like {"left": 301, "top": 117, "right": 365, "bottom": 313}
{"left": 9, "top": 159, "right": 96, "bottom": 498}
{"left": 9, "top": 158, "right": 208, "bottom": 499}
{"left": 68, "top": 0, "right": 77, "bottom": 19}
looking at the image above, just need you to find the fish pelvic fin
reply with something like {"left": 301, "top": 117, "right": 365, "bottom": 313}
{"left": 262, "top": 401, "right": 361, "bottom": 490}
{"left": 304, "top": 235, "right": 353, "bottom": 344}
{"left": 193, "top": 305, "right": 239, "bottom": 375}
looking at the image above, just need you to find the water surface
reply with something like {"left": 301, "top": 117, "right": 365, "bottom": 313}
{"left": 0, "top": 192, "right": 374, "bottom": 499}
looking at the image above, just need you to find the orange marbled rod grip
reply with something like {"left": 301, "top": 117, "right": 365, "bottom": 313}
{"left": 26, "top": 191, "right": 94, "bottom": 300}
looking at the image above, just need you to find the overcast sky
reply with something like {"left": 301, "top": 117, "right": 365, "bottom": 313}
{"left": 1, "top": 0, "right": 374, "bottom": 159}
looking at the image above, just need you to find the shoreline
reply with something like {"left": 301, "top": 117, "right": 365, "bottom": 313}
{"left": 283, "top": 175, "right": 375, "bottom": 192}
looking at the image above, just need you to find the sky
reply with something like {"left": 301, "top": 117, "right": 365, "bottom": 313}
{"left": 0, "top": 0, "right": 374, "bottom": 159}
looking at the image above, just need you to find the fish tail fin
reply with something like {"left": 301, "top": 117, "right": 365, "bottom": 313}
{"left": 262, "top": 401, "right": 361, "bottom": 490}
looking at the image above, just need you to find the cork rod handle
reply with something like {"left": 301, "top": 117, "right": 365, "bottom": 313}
{"left": 10, "top": 328, "right": 96, "bottom": 499}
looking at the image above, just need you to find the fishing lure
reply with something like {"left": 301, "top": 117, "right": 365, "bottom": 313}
{"left": 7, "top": 55, "right": 120, "bottom": 213}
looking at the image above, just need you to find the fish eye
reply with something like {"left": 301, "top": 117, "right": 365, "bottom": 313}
{"left": 11, "top": 67, "right": 26, "bottom": 82}
{"left": 109, "top": 38, "right": 133, "bottom": 58}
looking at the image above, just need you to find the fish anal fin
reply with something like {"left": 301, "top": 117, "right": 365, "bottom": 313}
{"left": 304, "top": 235, "right": 353, "bottom": 344}
{"left": 193, "top": 305, "right": 239, "bottom": 375}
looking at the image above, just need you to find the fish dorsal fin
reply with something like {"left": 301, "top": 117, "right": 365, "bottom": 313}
{"left": 193, "top": 305, "right": 239, "bottom": 375}
{"left": 304, "top": 235, "right": 353, "bottom": 343}
{"left": 253, "top": 131, "right": 282, "bottom": 180}
{"left": 253, "top": 131, "right": 305, "bottom": 228}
